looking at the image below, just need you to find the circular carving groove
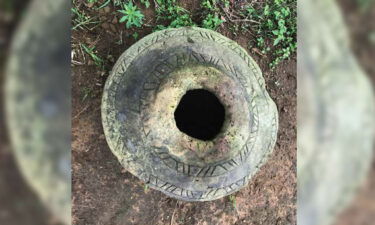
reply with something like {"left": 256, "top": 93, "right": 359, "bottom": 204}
{"left": 102, "top": 27, "right": 278, "bottom": 201}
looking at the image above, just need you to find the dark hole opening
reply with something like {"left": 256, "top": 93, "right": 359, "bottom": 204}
{"left": 174, "top": 89, "right": 225, "bottom": 141}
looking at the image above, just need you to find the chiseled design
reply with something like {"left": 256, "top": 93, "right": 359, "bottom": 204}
{"left": 102, "top": 27, "right": 278, "bottom": 201}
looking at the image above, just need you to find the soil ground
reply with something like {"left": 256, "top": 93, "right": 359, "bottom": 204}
{"left": 71, "top": 1, "right": 296, "bottom": 225}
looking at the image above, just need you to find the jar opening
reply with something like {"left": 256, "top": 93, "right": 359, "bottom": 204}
{"left": 174, "top": 89, "right": 225, "bottom": 141}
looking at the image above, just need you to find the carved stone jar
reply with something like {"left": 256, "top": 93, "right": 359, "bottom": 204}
{"left": 102, "top": 27, "right": 278, "bottom": 201}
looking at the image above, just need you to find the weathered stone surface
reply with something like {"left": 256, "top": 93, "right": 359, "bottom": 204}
{"left": 102, "top": 27, "right": 278, "bottom": 201}
{"left": 298, "top": 0, "right": 375, "bottom": 225}
{"left": 5, "top": 0, "right": 70, "bottom": 224}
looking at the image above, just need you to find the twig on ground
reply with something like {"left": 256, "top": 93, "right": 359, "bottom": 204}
{"left": 251, "top": 47, "right": 267, "bottom": 57}
{"left": 219, "top": 4, "right": 260, "bottom": 25}
{"left": 73, "top": 104, "right": 90, "bottom": 121}
{"left": 72, "top": 60, "right": 84, "bottom": 65}
{"left": 230, "top": 19, "right": 260, "bottom": 24}
{"left": 78, "top": 43, "right": 86, "bottom": 64}
{"left": 218, "top": 4, "right": 235, "bottom": 23}
{"left": 170, "top": 201, "right": 178, "bottom": 225}
{"left": 153, "top": 0, "right": 159, "bottom": 8}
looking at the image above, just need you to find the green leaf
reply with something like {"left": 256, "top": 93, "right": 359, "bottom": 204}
{"left": 132, "top": 32, "right": 139, "bottom": 39}
{"left": 267, "top": 19, "right": 274, "bottom": 28}
{"left": 273, "top": 36, "right": 283, "bottom": 46}
{"left": 264, "top": 5, "right": 270, "bottom": 16}
{"left": 119, "top": 16, "right": 127, "bottom": 23}
{"left": 126, "top": 20, "right": 131, "bottom": 28}
{"left": 134, "top": 20, "right": 141, "bottom": 27}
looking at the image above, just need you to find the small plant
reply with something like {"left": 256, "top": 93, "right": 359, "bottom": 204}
{"left": 140, "top": 0, "right": 151, "bottom": 8}
{"left": 202, "top": 0, "right": 229, "bottom": 11}
{"left": 154, "top": 0, "right": 227, "bottom": 31}
{"left": 144, "top": 184, "right": 149, "bottom": 192}
{"left": 97, "top": 0, "right": 111, "bottom": 9}
{"left": 169, "top": 13, "right": 194, "bottom": 27}
{"left": 81, "top": 44, "right": 104, "bottom": 69}
{"left": 154, "top": 0, "right": 195, "bottom": 30}
{"left": 81, "top": 87, "right": 93, "bottom": 102}
{"left": 113, "top": 0, "right": 122, "bottom": 7}
{"left": 71, "top": 7, "right": 99, "bottom": 30}
{"left": 245, "top": 0, "right": 297, "bottom": 68}
{"left": 222, "top": 0, "right": 230, "bottom": 8}
{"left": 132, "top": 32, "right": 139, "bottom": 40}
{"left": 200, "top": 0, "right": 226, "bottom": 30}
{"left": 118, "top": 2, "right": 144, "bottom": 29}
{"left": 202, "top": 0, "right": 216, "bottom": 11}
{"left": 228, "top": 195, "right": 237, "bottom": 209}
{"left": 202, "top": 14, "right": 223, "bottom": 30}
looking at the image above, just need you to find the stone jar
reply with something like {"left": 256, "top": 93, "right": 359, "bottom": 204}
{"left": 102, "top": 27, "right": 278, "bottom": 201}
